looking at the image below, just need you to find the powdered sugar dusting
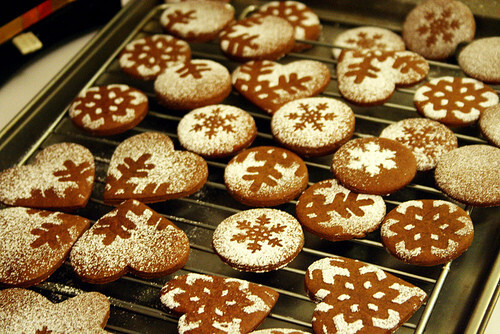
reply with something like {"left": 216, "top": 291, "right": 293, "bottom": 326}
{"left": 458, "top": 37, "right": 500, "bottom": 83}
{"left": 479, "top": 104, "right": 500, "bottom": 147}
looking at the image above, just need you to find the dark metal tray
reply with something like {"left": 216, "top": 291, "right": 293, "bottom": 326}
{"left": 0, "top": 1, "right": 498, "bottom": 333}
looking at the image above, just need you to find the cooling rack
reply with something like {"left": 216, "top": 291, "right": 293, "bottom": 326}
{"left": 0, "top": 0, "right": 498, "bottom": 333}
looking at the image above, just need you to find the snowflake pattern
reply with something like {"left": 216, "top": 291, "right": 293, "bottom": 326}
{"left": 162, "top": 9, "right": 196, "bottom": 32}
{"left": 176, "top": 61, "right": 211, "bottom": 79}
{"left": 416, "top": 8, "right": 460, "bottom": 47}
{"left": 285, "top": 102, "right": 335, "bottom": 131}
{"left": 230, "top": 214, "right": 286, "bottom": 253}
{"left": 346, "top": 141, "right": 397, "bottom": 176}
{"left": 190, "top": 107, "right": 237, "bottom": 139}
{"left": 346, "top": 31, "right": 386, "bottom": 50}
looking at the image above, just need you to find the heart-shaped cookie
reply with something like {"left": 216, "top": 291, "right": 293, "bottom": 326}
{"left": 232, "top": 60, "right": 331, "bottom": 114}
{"left": 70, "top": 199, "right": 190, "bottom": 283}
{"left": 0, "top": 288, "right": 110, "bottom": 333}
{"left": 0, "top": 207, "right": 90, "bottom": 287}
{"left": 337, "top": 49, "right": 429, "bottom": 105}
{"left": 104, "top": 132, "right": 207, "bottom": 204}
{"left": 160, "top": 273, "right": 279, "bottom": 333}
{"left": 305, "top": 256, "right": 427, "bottom": 334}
{"left": 0, "top": 143, "right": 95, "bottom": 210}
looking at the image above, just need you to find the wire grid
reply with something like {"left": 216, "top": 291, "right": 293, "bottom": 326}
{"left": 15, "top": 3, "right": 497, "bottom": 333}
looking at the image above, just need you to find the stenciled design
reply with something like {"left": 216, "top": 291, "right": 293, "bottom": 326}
{"left": 176, "top": 61, "right": 212, "bottom": 79}
{"left": 285, "top": 102, "right": 335, "bottom": 131}
{"left": 346, "top": 141, "right": 397, "bottom": 177}
{"left": 347, "top": 31, "right": 386, "bottom": 50}
{"left": 30, "top": 219, "right": 78, "bottom": 250}
{"left": 416, "top": 8, "right": 460, "bottom": 47}
{"left": 220, "top": 16, "right": 264, "bottom": 56}
{"left": 191, "top": 107, "right": 237, "bottom": 139}
{"left": 231, "top": 214, "right": 286, "bottom": 253}
{"left": 305, "top": 190, "right": 375, "bottom": 221}
{"left": 162, "top": 9, "right": 196, "bottom": 31}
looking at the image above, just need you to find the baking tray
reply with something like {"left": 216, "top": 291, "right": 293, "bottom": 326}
{"left": 0, "top": 0, "right": 499, "bottom": 333}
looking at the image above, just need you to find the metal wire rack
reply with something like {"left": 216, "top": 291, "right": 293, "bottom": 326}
{"left": 1, "top": 1, "right": 499, "bottom": 333}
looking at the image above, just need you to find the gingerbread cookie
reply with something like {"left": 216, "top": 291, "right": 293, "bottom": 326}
{"left": 0, "top": 288, "right": 110, "bottom": 333}
{"left": 337, "top": 50, "right": 429, "bottom": 105}
{"left": 271, "top": 97, "right": 355, "bottom": 157}
{"left": 220, "top": 15, "right": 295, "bottom": 62}
{"left": 402, "top": 0, "right": 475, "bottom": 60}
{"left": 232, "top": 60, "right": 330, "bottom": 114}
{"left": 155, "top": 59, "right": 231, "bottom": 110}
{"left": 212, "top": 208, "right": 304, "bottom": 272}
{"left": 69, "top": 84, "right": 148, "bottom": 136}
{"left": 104, "top": 132, "right": 207, "bottom": 204}
{"left": 160, "top": 273, "right": 279, "bottom": 333}
{"left": 332, "top": 26, "right": 405, "bottom": 59}
{"left": 0, "top": 143, "right": 95, "bottom": 210}
{"left": 224, "top": 146, "right": 308, "bottom": 207}
{"left": 305, "top": 256, "right": 426, "bottom": 334}
{"left": 458, "top": 37, "right": 500, "bottom": 84}
{"left": 0, "top": 207, "right": 89, "bottom": 287}
{"left": 479, "top": 104, "right": 500, "bottom": 147}
{"left": 160, "top": 1, "right": 234, "bottom": 42}
{"left": 250, "top": 330, "right": 309, "bottom": 334}
{"left": 381, "top": 200, "right": 473, "bottom": 266}
{"left": 257, "top": 1, "right": 321, "bottom": 52}
{"left": 177, "top": 104, "right": 257, "bottom": 158}
{"left": 414, "top": 76, "right": 499, "bottom": 127}
{"left": 435, "top": 145, "right": 500, "bottom": 207}
{"left": 119, "top": 34, "right": 191, "bottom": 81}
{"left": 296, "top": 179, "right": 386, "bottom": 242}
{"left": 331, "top": 137, "right": 417, "bottom": 195}
{"left": 380, "top": 118, "right": 458, "bottom": 171}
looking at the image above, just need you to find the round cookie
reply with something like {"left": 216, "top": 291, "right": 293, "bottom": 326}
{"left": 154, "top": 59, "right": 231, "bottom": 110}
{"left": 219, "top": 15, "right": 295, "bottom": 62}
{"left": 332, "top": 26, "right": 405, "bottom": 59}
{"left": 69, "top": 84, "right": 148, "bottom": 136}
{"left": 381, "top": 200, "right": 474, "bottom": 266}
{"left": 402, "top": 0, "right": 475, "bottom": 60}
{"left": 479, "top": 104, "right": 500, "bottom": 147}
{"left": 271, "top": 97, "right": 355, "bottom": 157}
{"left": 257, "top": 1, "right": 321, "bottom": 52}
{"left": 177, "top": 104, "right": 257, "bottom": 158}
{"left": 296, "top": 179, "right": 386, "bottom": 242}
{"left": 224, "top": 146, "right": 308, "bottom": 207}
{"left": 119, "top": 34, "right": 191, "bottom": 81}
{"left": 160, "top": 1, "right": 234, "bottom": 42}
{"left": 331, "top": 137, "right": 417, "bottom": 195}
{"left": 414, "top": 76, "right": 499, "bottom": 127}
{"left": 458, "top": 37, "right": 500, "bottom": 84}
{"left": 434, "top": 145, "right": 500, "bottom": 207}
{"left": 212, "top": 208, "right": 304, "bottom": 272}
{"left": 380, "top": 118, "right": 458, "bottom": 171}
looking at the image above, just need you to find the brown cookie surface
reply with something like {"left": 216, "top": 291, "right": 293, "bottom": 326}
{"left": 0, "top": 207, "right": 89, "bottom": 287}
{"left": 331, "top": 137, "right": 417, "bottom": 195}
{"left": 119, "top": 34, "right": 191, "bottom": 80}
{"left": 305, "top": 256, "right": 426, "bottom": 334}
{"left": 177, "top": 104, "right": 257, "bottom": 158}
{"left": 69, "top": 84, "right": 148, "bottom": 136}
{"left": 104, "top": 132, "right": 208, "bottom": 204}
{"left": 0, "top": 143, "right": 95, "bottom": 210}
{"left": 70, "top": 199, "right": 190, "bottom": 284}
{"left": 155, "top": 59, "right": 232, "bottom": 110}
{"left": 220, "top": 15, "right": 295, "bottom": 62}
{"left": 434, "top": 145, "right": 500, "bottom": 207}
{"left": 381, "top": 200, "right": 474, "bottom": 266}
{"left": 271, "top": 97, "right": 355, "bottom": 157}
{"left": 402, "top": 0, "right": 475, "bottom": 60}
{"left": 414, "top": 76, "right": 499, "bottom": 127}
{"left": 0, "top": 288, "right": 110, "bottom": 333}
{"left": 160, "top": 1, "right": 234, "bottom": 42}
{"left": 250, "top": 330, "right": 309, "bottom": 334}
{"left": 212, "top": 208, "right": 304, "bottom": 272}
{"left": 224, "top": 146, "right": 308, "bottom": 207}
{"left": 379, "top": 118, "right": 458, "bottom": 171}
{"left": 479, "top": 104, "right": 500, "bottom": 147}
{"left": 458, "top": 37, "right": 500, "bottom": 84}
{"left": 296, "top": 179, "right": 386, "bottom": 242}
{"left": 160, "top": 273, "right": 279, "bottom": 333}
{"left": 232, "top": 60, "right": 330, "bottom": 114}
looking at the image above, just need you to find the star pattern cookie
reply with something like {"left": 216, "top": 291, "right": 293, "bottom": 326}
{"left": 0, "top": 143, "right": 95, "bottom": 210}
{"left": 379, "top": 118, "right": 458, "bottom": 171}
{"left": 119, "top": 34, "right": 191, "bottom": 80}
{"left": 414, "top": 76, "right": 499, "bottom": 127}
{"left": 160, "top": 273, "right": 279, "bottom": 334}
{"left": 296, "top": 179, "right": 386, "bottom": 242}
{"left": 458, "top": 37, "right": 500, "bottom": 84}
{"left": 104, "top": 132, "right": 208, "bottom": 204}
{"left": 479, "top": 104, "right": 500, "bottom": 147}
{"left": 70, "top": 199, "right": 190, "bottom": 283}
{"left": 305, "top": 256, "right": 427, "bottom": 334}
{"left": 224, "top": 146, "right": 308, "bottom": 207}
{"left": 232, "top": 60, "right": 330, "bottom": 114}
{"left": 381, "top": 200, "right": 474, "bottom": 266}
{"left": 212, "top": 208, "right": 304, "bottom": 272}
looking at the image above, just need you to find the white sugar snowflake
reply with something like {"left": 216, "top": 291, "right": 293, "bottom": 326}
{"left": 346, "top": 142, "right": 396, "bottom": 176}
